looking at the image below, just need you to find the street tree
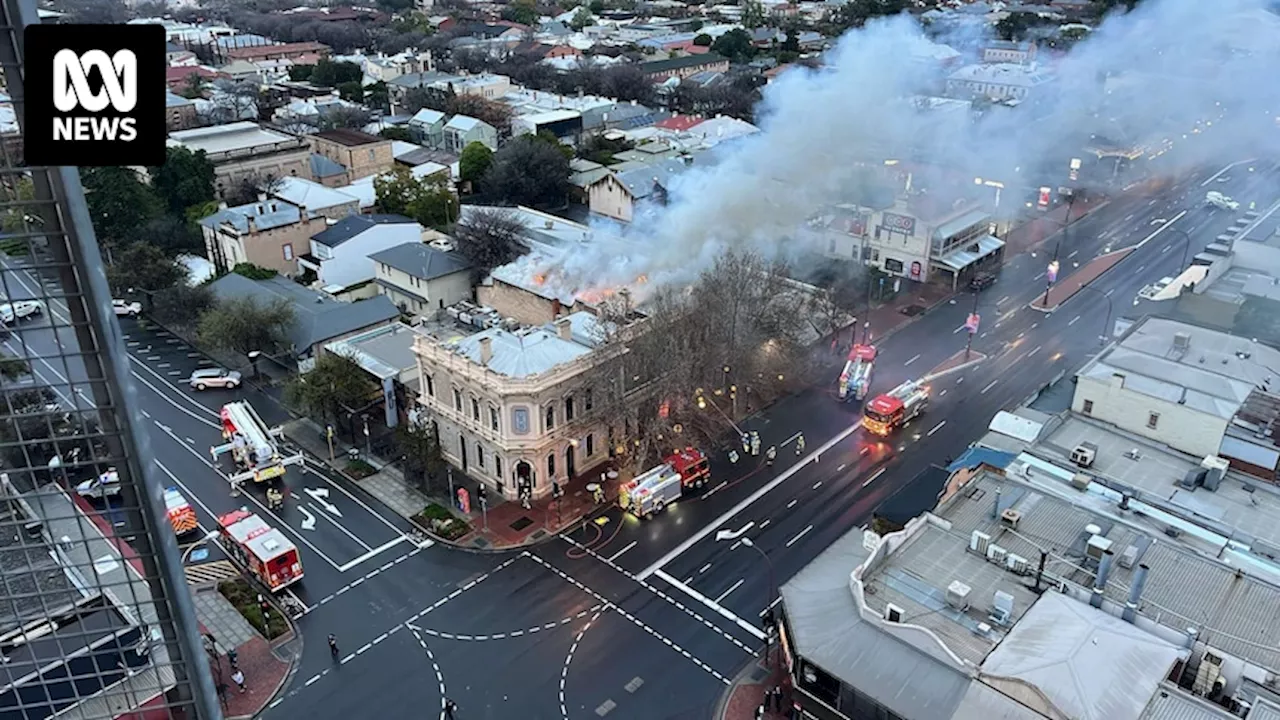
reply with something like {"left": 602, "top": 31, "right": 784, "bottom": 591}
{"left": 152, "top": 283, "right": 215, "bottom": 331}
{"left": 741, "top": 0, "right": 766, "bottom": 29}
{"left": 445, "top": 94, "right": 513, "bottom": 133}
{"left": 711, "top": 28, "right": 756, "bottom": 63}
{"left": 198, "top": 296, "right": 295, "bottom": 358}
{"left": 337, "top": 81, "right": 364, "bottom": 103}
{"left": 458, "top": 142, "right": 494, "bottom": 186}
{"left": 80, "top": 166, "right": 163, "bottom": 255}
{"left": 309, "top": 59, "right": 364, "bottom": 88}
{"left": 134, "top": 215, "right": 202, "bottom": 257}
{"left": 693, "top": 33, "right": 712, "bottom": 46}
{"left": 105, "top": 243, "right": 185, "bottom": 302}
{"left": 393, "top": 420, "right": 445, "bottom": 493}
{"left": 150, "top": 146, "right": 216, "bottom": 216}
{"left": 318, "top": 106, "right": 374, "bottom": 131}
{"left": 373, "top": 167, "right": 459, "bottom": 228}
{"left": 0, "top": 351, "right": 28, "bottom": 380}
{"left": 569, "top": 7, "right": 595, "bottom": 30}
{"left": 1, "top": 175, "right": 34, "bottom": 233}
{"left": 501, "top": 0, "right": 538, "bottom": 25}
{"left": 453, "top": 208, "right": 529, "bottom": 277}
{"left": 284, "top": 352, "right": 378, "bottom": 426}
{"left": 480, "top": 135, "right": 572, "bottom": 208}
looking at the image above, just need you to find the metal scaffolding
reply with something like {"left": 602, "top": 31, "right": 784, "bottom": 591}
{"left": 0, "top": 0, "right": 221, "bottom": 717}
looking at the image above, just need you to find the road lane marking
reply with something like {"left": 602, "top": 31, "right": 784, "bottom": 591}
{"left": 785, "top": 525, "right": 812, "bottom": 548}
{"left": 862, "top": 467, "right": 886, "bottom": 488}
{"left": 1069, "top": 315, "right": 1080, "bottom": 326}
{"left": 637, "top": 419, "right": 862, "bottom": 581}
{"left": 607, "top": 541, "right": 637, "bottom": 563}
{"left": 1033, "top": 272, "right": 1045, "bottom": 281}
{"left": 714, "top": 579, "right": 744, "bottom": 604}
{"left": 982, "top": 379, "right": 999, "bottom": 394}
{"left": 939, "top": 389, "right": 947, "bottom": 397}
{"left": 1028, "top": 346, "right": 1041, "bottom": 358}
{"left": 786, "top": 499, "right": 797, "bottom": 509}
{"left": 927, "top": 421, "right": 946, "bottom": 437}
{"left": 1162, "top": 245, "right": 1171, "bottom": 253}
{"left": 649, "top": 569, "right": 765, "bottom": 644}
{"left": 904, "top": 354, "right": 920, "bottom": 366}
{"left": 1104, "top": 288, "right": 1114, "bottom": 296}
{"left": 759, "top": 519, "right": 770, "bottom": 529}
{"left": 952, "top": 325, "right": 964, "bottom": 334}
{"left": 1136, "top": 265, "right": 1146, "bottom": 273}
{"left": 699, "top": 563, "right": 711, "bottom": 574}
{"left": 1068, "top": 250, "right": 1078, "bottom": 259}
{"left": 336, "top": 536, "right": 413, "bottom": 573}
{"left": 812, "top": 481, "right": 821, "bottom": 490}
{"left": 997, "top": 296, "right": 1009, "bottom": 305}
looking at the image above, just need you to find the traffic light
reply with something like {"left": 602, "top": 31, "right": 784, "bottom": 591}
{"left": 477, "top": 484, "right": 488, "bottom": 504}
{"left": 552, "top": 481, "right": 562, "bottom": 499}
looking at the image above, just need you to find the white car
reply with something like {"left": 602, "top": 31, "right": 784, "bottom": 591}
{"left": 76, "top": 468, "right": 121, "bottom": 500}
{"left": 189, "top": 368, "right": 242, "bottom": 391}
{"left": 1205, "top": 191, "right": 1240, "bottom": 211}
{"left": 0, "top": 299, "right": 44, "bottom": 324}
{"left": 113, "top": 299, "right": 142, "bottom": 317}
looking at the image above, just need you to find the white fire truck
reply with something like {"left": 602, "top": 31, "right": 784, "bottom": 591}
{"left": 618, "top": 448, "right": 711, "bottom": 519}
{"left": 218, "top": 508, "right": 303, "bottom": 592}
{"left": 212, "top": 401, "right": 304, "bottom": 485}
{"left": 837, "top": 344, "right": 877, "bottom": 403}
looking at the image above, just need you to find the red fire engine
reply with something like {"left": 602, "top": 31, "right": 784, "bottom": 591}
{"left": 217, "top": 508, "right": 303, "bottom": 592}
{"left": 618, "top": 448, "right": 711, "bottom": 518}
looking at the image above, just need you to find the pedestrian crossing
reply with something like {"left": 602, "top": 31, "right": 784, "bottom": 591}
{"left": 185, "top": 560, "right": 240, "bottom": 587}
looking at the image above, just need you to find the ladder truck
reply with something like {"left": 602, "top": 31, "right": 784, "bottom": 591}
{"left": 837, "top": 344, "right": 877, "bottom": 403}
{"left": 212, "top": 401, "right": 304, "bottom": 486}
{"left": 862, "top": 362, "right": 972, "bottom": 436}
{"left": 618, "top": 448, "right": 711, "bottom": 519}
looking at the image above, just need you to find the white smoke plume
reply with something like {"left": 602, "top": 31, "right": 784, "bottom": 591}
{"left": 548, "top": 0, "right": 1280, "bottom": 297}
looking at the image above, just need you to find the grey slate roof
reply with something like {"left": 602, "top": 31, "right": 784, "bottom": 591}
{"left": 198, "top": 200, "right": 307, "bottom": 233}
{"left": 312, "top": 214, "right": 415, "bottom": 248}
{"left": 310, "top": 153, "right": 347, "bottom": 179}
{"left": 615, "top": 156, "right": 699, "bottom": 200}
{"left": 207, "top": 274, "right": 400, "bottom": 356}
{"left": 369, "top": 242, "right": 471, "bottom": 281}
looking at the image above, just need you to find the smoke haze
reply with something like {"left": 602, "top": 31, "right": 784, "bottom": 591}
{"left": 551, "top": 0, "right": 1280, "bottom": 295}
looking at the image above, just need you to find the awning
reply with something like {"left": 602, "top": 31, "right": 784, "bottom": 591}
{"left": 932, "top": 235, "right": 1005, "bottom": 272}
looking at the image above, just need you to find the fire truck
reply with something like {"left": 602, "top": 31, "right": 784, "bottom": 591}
{"left": 837, "top": 344, "right": 877, "bottom": 403}
{"left": 164, "top": 487, "right": 199, "bottom": 537}
{"left": 212, "top": 401, "right": 303, "bottom": 485}
{"left": 217, "top": 508, "right": 303, "bottom": 592}
{"left": 863, "top": 379, "right": 930, "bottom": 436}
{"left": 619, "top": 448, "right": 711, "bottom": 519}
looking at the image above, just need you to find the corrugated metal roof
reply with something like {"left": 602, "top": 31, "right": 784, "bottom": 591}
{"left": 1138, "top": 686, "right": 1236, "bottom": 720}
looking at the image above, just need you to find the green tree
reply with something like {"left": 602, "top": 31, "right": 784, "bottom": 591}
{"left": 480, "top": 135, "right": 571, "bottom": 208}
{"left": 105, "top": 243, "right": 185, "bottom": 300}
{"left": 150, "top": 146, "right": 216, "bottom": 216}
{"left": 502, "top": 0, "right": 538, "bottom": 25}
{"left": 284, "top": 352, "right": 377, "bottom": 424}
{"left": 0, "top": 351, "right": 29, "bottom": 380}
{"left": 588, "top": 0, "right": 604, "bottom": 11}
{"left": 458, "top": 142, "right": 493, "bottom": 186}
{"left": 310, "top": 59, "right": 364, "bottom": 88}
{"left": 232, "top": 262, "right": 278, "bottom": 280}
{"left": 692, "top": 33, "right": 713, "bottom": 47}
{"left": 135, "top": 215, "right": 202, "bottom": 257}
{"left": 288, "top": 65, "right": 314, "bottom": 82}
{"left": 570, "top": 7, "right": 595, "bottom": 30}
{"left": 781, "top": 29, "right": 800, "bottom": 53}
{"left": 198, "top": 296, "right": 295, "bottom": 357}
{"left": 380, "top": 126, "right": 415, "bottom": 142}
{"left": 179, "top": 73, "right": 207, "bottom": 99}
{"left": 80, "top": 166, "right": 162, "bottom": 253}
{"left": 151, "top": 283, "right": 214, "bottom": 330}
{"left": 1, "top": 176, "right": 34, "bottom": 233}
{"left": 742, "top": 0, "right": 766, "bottom": 29}
{"left": 366, "top": 81, "right": 390, "bottom": 112}
{"left": 373, "top": 167, "right": 458, "bottom": 229}
{"left": 711, "top": 28, "right": 756, "bottom": 63}
{"left": 337, "top": 81, "right": 364, "bottom": 103}
{"left": 394, "top": 420, "right": 444, "bottom": 492}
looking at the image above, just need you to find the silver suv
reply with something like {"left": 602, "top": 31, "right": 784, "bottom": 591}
{"left": 189, "top": 368, "right": 242, "bottom": 391}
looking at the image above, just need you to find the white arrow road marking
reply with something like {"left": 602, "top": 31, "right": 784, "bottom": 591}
{"left": 298, "top": 506, "right": 317, "bottom": 531}
{"left": 305, "top": 487, "right": 343, "bottom": 517}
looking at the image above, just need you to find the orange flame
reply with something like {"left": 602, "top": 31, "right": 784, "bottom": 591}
{"left": 533, "top": 273, "right": 547, "bottom": 286}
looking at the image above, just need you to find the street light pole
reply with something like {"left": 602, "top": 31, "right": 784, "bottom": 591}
{"left": 1073, "top": 284, "right": 1115, "bottom": 345}
{"left": 716, "top": 524, "right": 779, "bottom": 670}
{"left": 1161, "top": 227, "right": 1193, "bottom": 271}
{"left": 1041, "top": 191, "right": 1075, "bottom": 309}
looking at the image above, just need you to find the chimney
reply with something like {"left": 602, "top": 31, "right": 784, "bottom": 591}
{"left": 1090, "top": 550, "right": 1114, "bottom": 609}
{"left": 297, "top": 204, "right": 307, "bottom": 218}
{"left": 555, "top": 317, "right": 573, "bottom": 341}
{"left": 257, "top": 192, "right": 267, "bottom": 202}
{"left": 246, "top": 216, "right": 256, "bottom": 233}
{"left": 218, "top": 201, "right": 228, "bottom": 210}
{"left": 991, "top": 485, "right": 1002, "bottom": 520}
{"left": 478, "top": 336, "right": 493, "bottom": 365}
{"left": 1122, "top": 564, "right": 1149, "bottom": 623}
{"left": 551, "top": 298, "right": 562, "bottom": 317}
{"left": 1110, "top": 372, "right": 1125, "bottom": 389}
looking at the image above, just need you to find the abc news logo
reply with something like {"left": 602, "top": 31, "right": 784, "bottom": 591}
{"left": 25, "top": 24, "right": 164, "bottom": 167}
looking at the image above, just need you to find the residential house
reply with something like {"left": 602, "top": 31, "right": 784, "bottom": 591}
{"left": 653, "top": 114, "right": 705, "bottom": 132}
{"left": 299, "top": 215, "right": 432, "bottom": 299}
{"left": 207, "top": 273, "right": 400, "bottom": 364}
{"left": 434, "top": 72, "right": 512, "bottom": 100}
{"left": 309, "top": 129, "right": 396, "bottom": 184}
{"left": 168, "top": 122, "right": 312, "bottom": 199}
{"left": 981, "top": 39, "right": 1037, "bottom": 64}
{"left": 414, "top": 310, "right": 626, "bottom": 500}
{"left": 512, "top": 109, "right": 584, "bottom": 143}
{"left": 638, "top": 53, "right": 729, "bottom": 82}
{"left": 310, "top": 154, "right": 349, "bottom": 188}
{"left": 510, "top": 41, "right": 581, "bottom": 61}
{"left": 386, "top": 71, "right": 464, "bottom": 113}
{"left": 165, "top": 65, "right": 220, "bottom": 91}
{"left": 569, "top": 159, "right": 610, "bottom": 204}
{"left": 407, "top": 108, "right": 447, "bottom": 148}
{"left": 588, "top": 157, "right": 694, "bottom": 222}
{"left": 198, "top": 198, "right": 328, "bottom": 275}
{"left": 225, "top": 41, "right": 330, "bottom": 63}
{"left": 370, "top": 240, "right": 474, "bottom": 317}
{"left": 273, "top": 94, "right": 363, "bottom": 134}
{"left": 219, "top": 59, "right": 266, "bottom": 83}
{"left": 268, "top": 177, "right": 360, "bottom": 220}
{"left": 165, "top": 41, "right": 192, "bottom": 64}
{"left": 946, "top": 63, "right": 1054, "bottom": 102}
{"left": 165, "top": 91, "right": 198, "bottom": 131}
{"left": 443, "top": 115, "right": 499, "bottom": 153}
{"left": 682, "top": 115, "right": 759, "bottom": 146}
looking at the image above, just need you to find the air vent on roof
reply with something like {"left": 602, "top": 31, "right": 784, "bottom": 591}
{"left": 1000, "top": 508, "right": 1021, "bottom": 529}
{"left": 1006, "top": 554, "right": 1029, "bottom": 575}
{"left": 969, "top": 530, "right": 991, "bottom": 556}
{"left": 1119, "top": 545, "right": 1139, "bottom": 569}
{"left": 1086, "top": 534, "right": 1113, "bottom": 561}
{"left": 987, "top": 545, "right": 1007, "bottom": 566}
{"left": 946, "top": 581, "right": 972, "bottom": 610}
{"left": 884, "top": 604, "right": 904, "bottom": 623}
{"left": 989, "top": 591, "right": 1014, "bottom": 626}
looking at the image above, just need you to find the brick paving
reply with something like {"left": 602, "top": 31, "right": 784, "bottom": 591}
{"left": 1029, "top": 248, "right": 1135, "bottom": 311}
{"left": 718, "top": 660, "right": 794, "bottom": 720}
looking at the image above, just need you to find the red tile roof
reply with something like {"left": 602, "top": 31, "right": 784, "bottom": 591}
{"left": 165, "top": 65, "right": 220, "bottom": 87}
{"left": 226, "top": 41, "right": 330, "bottom": 62}
{"left": 655, "top": 114, "right": 706, "bottom": 131}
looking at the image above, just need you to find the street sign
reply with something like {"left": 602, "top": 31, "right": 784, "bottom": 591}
{"left": 965, "top": 313, "right": 980, "bottom": 334}
{"left": 1047, "top": 260, "right": 1060, "bottom": 284}
{"left": 457, "top": 487, "right": 470, "bottom": 515}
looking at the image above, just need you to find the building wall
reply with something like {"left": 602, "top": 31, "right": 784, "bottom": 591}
{"left": 588, "top": 175, "right": 634, "bottom": 223}
{"left": 862, "top": 208, "right": 934, "bottom": 283}
{"left": 477, "top": 280, "right": 563, "bottom": 327}
{"left": 203, "top": 215, "right": 327, "bottom": 275}
{"left": 1072, "top": 372, "right": 1230, "bottom": 458}
{"left": 311, "top": 136, "right": 396, "bottom": 182}
{"left": 210, "top": 148, "right": 313, "bottom": 199}
{"left": 643, "top": 58, "right": 730, "bottom": 81}
{"left": 445, "top": 123, "right": 499, "bottom": 153}
{"left": 375, "top": 264, "right": 474, "bottom": 316}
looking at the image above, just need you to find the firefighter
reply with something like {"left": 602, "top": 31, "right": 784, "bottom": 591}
{"left": 766, "top": 445, "right": 776, "bottom": 466}
{"left": 750, "top": 431, "right": 761, "bottom": 456}
{"left": 795, "top": 434, "right": 806, "bottom": 456}
{"left": 740, "top": 433, "right": 750, "bottom": 454}
{"left": 728, "top": 449, "right": 740, "bottom": 464}
{"left": 266, "top": 487, "right": 284, "bottom": 510}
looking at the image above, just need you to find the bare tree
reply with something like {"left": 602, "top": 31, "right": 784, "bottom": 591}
{"left": 453, "top": 208, "right": 529, "bottom": 277}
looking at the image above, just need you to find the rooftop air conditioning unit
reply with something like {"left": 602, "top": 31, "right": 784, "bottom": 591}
{"left": 884, "top": 604, "right": 904, "bottom": 623}
{"left": 1173, "top": 332, "right": 1192, "bottom": 351}
{"left": 990, "top": 591, "right": 1014, "bottom": 626}
{"left": 1006, "top": 554, "right": 1030, "bottom": 575}
{"left": 987, "top": 545, "right": 1008, "bottom": 566}
{"left": 1000, "top": 508, "right": 1021, "bottom": 530}
{"left": 1119, "top": 545, "right": 1139, "bottom": 569}
{"left": 946, "top": 581, "right": 972, "bottom": 611}
{"left": 1071, "top": 473, "right": 1091, "bottom": 491}
{"left": 1071, "top": 442, "right": 1097, "bottom": 468}
{"left": 970, "top": 530, "right": 991, "bottom": 556}
{"left": 1086, "top": 534, "right": 1113, "bottom": 561}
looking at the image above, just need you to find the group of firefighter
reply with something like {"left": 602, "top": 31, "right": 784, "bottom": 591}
{"left": 726, "top": 430, "right": 805, "bottom": 468}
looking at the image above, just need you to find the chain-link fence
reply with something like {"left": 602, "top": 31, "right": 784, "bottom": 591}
{"left": 0, "top": 0, "right": 220, "bottom": 718}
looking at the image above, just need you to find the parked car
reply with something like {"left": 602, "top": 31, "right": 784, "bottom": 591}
{"left": 112, "top": 299, "right": 142, "bottom": 317}
{"left": 1205, "top": 191, "right": 1239, "bottom": 211}
{"left": 969, "top": 272, "right": 997, "bottom": 292}
{"left": 76, "top": 468, "right": 120, "bottom": 500}
{"left": 189, "top": 368, "right": 242, "bottom": 391}
{"left": 0, "top": 299, "right": 44, "bottom": 324}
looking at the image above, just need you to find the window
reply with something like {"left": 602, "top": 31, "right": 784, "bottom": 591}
{"left": 545, "top": 405, "right": 556, "bottom": 431}
{"left": 477, "top": 445, "right": 485, "bottom": 469}
{"left": 489, "top": 405, "right": 499, "bottom": 432}
{"left": 471, "top": 396, "right": 480, "bottom": 421}
{"left": 494, "top": 455, "right": 502, "bottom": 480}
{"left": 584, "top": 389, "right": 593, "bottom": 412}
{"left": 547, "top": 453, "right": 556, "bottom": 478}
{"left": 586, "top": 433, "right": 594, "bottom": 457}
{"left": 565, "top": 396, "right": 575, "bottom": 422}
{"left": 453, "top": 388, "right": 462, "bottom": 412}
{"left": 367, "top": 149, "right": 376, "bottom": 161}
{"left": 282, "top": 243, "right": 294, "bottom": 261}
{"left": 425, "top": 375, "right": 435, "bottom": 397}
{"left": 1082, "top": 399, "right": 1093, "bottom": 415}
{"left": 1147, "top": 412, "right": 1159, "bottom": 429}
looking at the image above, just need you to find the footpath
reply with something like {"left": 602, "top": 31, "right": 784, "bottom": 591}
{"left": 1028, "top": 248, "right": 1135, "bottom": 312}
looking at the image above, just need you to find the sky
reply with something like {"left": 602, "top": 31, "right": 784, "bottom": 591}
{"left": 547, "top": 0, "right": 1280, "bottom": 297}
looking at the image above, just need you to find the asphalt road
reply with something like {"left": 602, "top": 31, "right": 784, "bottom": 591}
{"left": 5, "top": 157, "right": 1277, "bottom": 720}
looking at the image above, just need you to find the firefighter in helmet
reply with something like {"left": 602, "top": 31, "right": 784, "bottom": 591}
{"left": 266, "top": 486, "right": 284, "bottom": 510}
{"left": 765, "top": 445, "right": 777, "bottom": 466}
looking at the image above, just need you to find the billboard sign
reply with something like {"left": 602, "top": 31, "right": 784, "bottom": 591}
{"left": 882, "top": 212, "right": 916, "bottom": 235}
